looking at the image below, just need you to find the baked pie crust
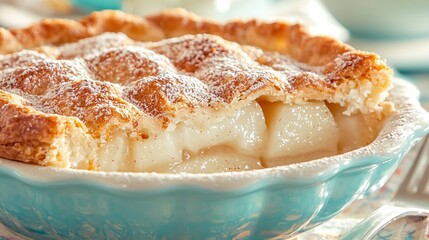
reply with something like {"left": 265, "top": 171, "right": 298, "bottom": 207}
{"left": 0, "top": 9, "right": 393, "bottom": 172}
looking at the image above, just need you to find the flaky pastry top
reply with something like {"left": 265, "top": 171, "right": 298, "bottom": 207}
{"left": 0, "top": 9, "right": 392, "bottom": 165}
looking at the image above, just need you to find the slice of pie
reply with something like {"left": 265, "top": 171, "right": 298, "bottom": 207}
{"left": 0, "top": 9, "right": 393, "bottom": 173}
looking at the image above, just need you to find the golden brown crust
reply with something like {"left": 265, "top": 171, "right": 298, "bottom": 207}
{"left": 80, "top": 10, "right": 165, "bottom": 41}
{"left": 0, "top": 90, "right": 70, "bottom": 165}
{"left": 0, "top": 9, "right": 393, "bottom": 167}
{"left": 0, "top": 9, "right": 360, "bottom": 66}
{"left": 9, "top": 19, "right": 91, "bottom": 50}
{"left": 145, "top": 9, "right": 352, "bottom": 66}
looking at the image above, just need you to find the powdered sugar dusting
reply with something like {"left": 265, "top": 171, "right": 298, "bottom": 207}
{"left": 0, "top": 50, "right": 48, "bottom": 70}
{"left": 40, "top": 80, "right": 139, "bottom": 134}
{"left": 257, "top": 52, "right": 328, "bottom": 88}
{"left": 85, "top": 46, "right": 177, "bottom": 84}
{"left": 0, "top": 32, "right": 383, "bottom": 132}
{"left": 125, "top": 72, "right": 214, "bottom": 118}
{"left": 145, "top": 34, "right": 253, "bottom": 72}
{"left": 59, "top": 33, "right": 133, "bottom": 59}
{"left": 0, "top": 59, "right": 90, "bottom": 96}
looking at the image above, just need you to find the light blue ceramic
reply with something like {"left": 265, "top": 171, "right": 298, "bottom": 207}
{"left": 0, "top": 79, "right": 428, "bottom": 240}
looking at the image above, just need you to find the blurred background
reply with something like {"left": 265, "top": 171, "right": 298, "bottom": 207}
{"left": 2, "top": 0, "right": 427, "bottom": 105}
{"left": 0, "top": 0, "right": 348, "bottom": 38}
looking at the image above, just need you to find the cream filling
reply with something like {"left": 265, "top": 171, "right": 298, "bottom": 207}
{"left": 88, "top": 100, "right": 374, "bottom": 173}
{"left": 259, "top": 101, "right": 339, "bottom": 167}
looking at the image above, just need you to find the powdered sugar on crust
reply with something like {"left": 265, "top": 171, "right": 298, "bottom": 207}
{"left": 59, "top": 33, "right": 134, "bottom": 59}
{"left": 1, "top": 60, "right": 89, "bottom": 94}
{"left": 85, "top": 45, "right": 177, "bottom": 85}
{"left": 0, "top": 32, "right": 391, "bottom": 134}
{"left": 39, "top": 80, "right": 141, "bottom": 136}
{"left": 125, "top": 72, "right": 213, "bottom": 118}
{"left": 0, "top": 50, "right": 48, "bottom": 70}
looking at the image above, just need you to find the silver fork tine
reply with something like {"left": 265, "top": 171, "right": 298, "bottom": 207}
{"left": 342, "top": 135, "right": 429, "bottom": 240}
{"left": 417, "top": 139, "right": 429, "bottom": 194}
{"left": 397, "top": 135, "right": 429, "bottom": 195}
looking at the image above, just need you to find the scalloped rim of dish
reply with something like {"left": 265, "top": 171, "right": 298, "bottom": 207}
{"left": 0, "top": 77, "right": 428, "bottom": 191}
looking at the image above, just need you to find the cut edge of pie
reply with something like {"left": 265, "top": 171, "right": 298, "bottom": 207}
{"left": 0, "top": 9, "right": 394, "bottom": 173}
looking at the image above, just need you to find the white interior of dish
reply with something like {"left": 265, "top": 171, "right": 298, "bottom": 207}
{"left": 0, "top": 78, "right": 428, "bottom": 190}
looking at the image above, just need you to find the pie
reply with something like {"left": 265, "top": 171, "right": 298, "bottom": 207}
{"left": 0, "top": 9, "right": 393, "bottom": 173}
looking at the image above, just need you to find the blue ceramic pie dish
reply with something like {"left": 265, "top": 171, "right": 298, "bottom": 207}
{"left": 0, "top": 78, "right": 428, "bottom": 240}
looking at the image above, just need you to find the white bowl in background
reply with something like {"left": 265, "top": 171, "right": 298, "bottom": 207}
{"left": 321, "top": 0, "right": 429, "bottom": 39}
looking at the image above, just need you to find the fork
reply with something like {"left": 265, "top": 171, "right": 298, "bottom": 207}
{"left": 342, "top": 135, "right": 429, "bottom": 240}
